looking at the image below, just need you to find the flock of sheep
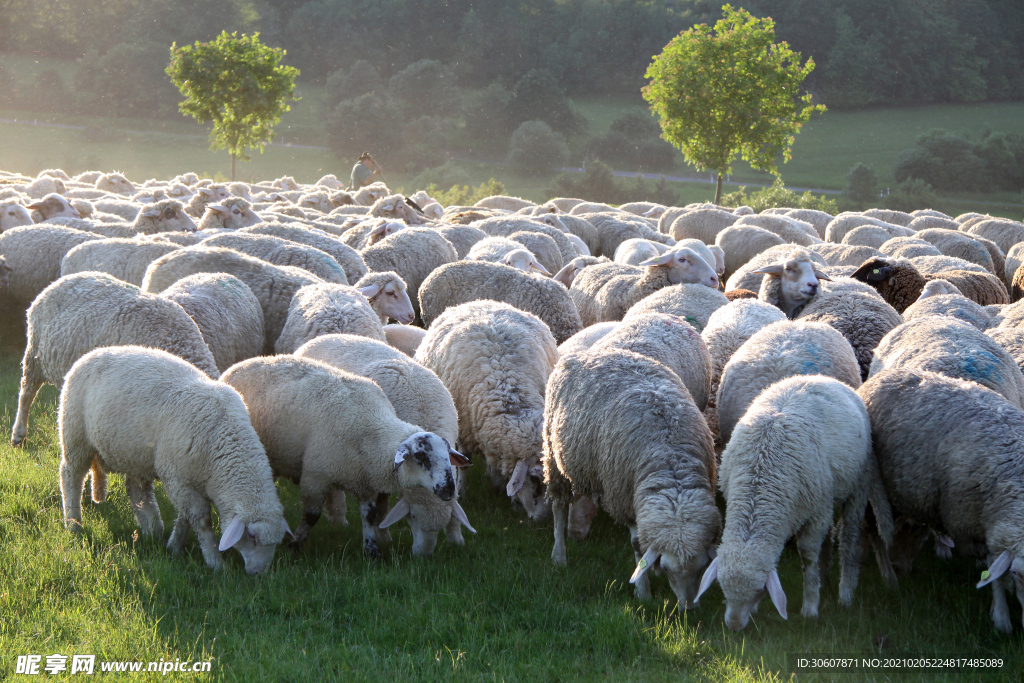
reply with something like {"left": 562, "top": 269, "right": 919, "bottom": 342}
{"left": 1, "top": 166, "right": 1024, "bottom": 634}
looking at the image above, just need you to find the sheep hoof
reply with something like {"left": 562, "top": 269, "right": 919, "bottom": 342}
{"left": 801, "top": 606, "right": 819, "bottom": 618}
{"left": 65, "top": 519, "right": 84, "bottom": 534}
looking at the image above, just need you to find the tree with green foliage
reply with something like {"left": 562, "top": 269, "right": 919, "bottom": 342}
{"left": 720, "top": 178, "right": 838, "bottom": 214}
{"left": 167, "top": 32, "right": 299, "bottom": 180}
{"left": 643, "top": 5, "right": 825, "bottom": 203}
{"left": 844, "top": 163, "right": 879, "bottom": 206}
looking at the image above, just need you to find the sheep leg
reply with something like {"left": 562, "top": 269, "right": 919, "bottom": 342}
{"left": 991, "top": 574, "right": 1013, "bottom": 633}
{"left": 374, "top": 492, "right": 392, "bottom": 545}
{"left": 162, "top": 480, "right": 222, "bottom": 569}
{"left": 797, "top": 516, "right": 832, "bottom": 618}
{"left": 486, "top": 461, "right": 507, "bottom": 491}
{"left": 166, "top": 514, "right": 191, "bottom": 556}
{"left": 359, "top": 497, "right": 384, "bottom": 560}
{"left": 869, "top": 530, "right": 898, "bottom": 589}
{"left": 444, "top": 512, "right": 465, "bottom": 546}
{"left": 568, "top": 496, "right": 599, "bottom": 540}
{"left": 292, "top": 478, "right": 329, "bottom": 549}
{"left": 837, "top": 498, "right": 867, "bottom": 606}
{"left": 551, "top": 499, "right": 568, "bottom": 567}
{"left": 323, "top": 486, "right": 348, "bottom": 526}
{"left": 630, "top": 525, "right": 652, "bottom": 601}
{"left": 125, "top": 476, "right": 164, "bottom": 537}
{"left": 59, "top": 449, "right": 94, "bottom": 533}
{"left": 11, "top": 352, "right": 45, "bottom": 446}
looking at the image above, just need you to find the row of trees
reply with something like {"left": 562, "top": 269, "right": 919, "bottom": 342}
{"left": 2, "top": 0, "right": 1021, "bottom": 106}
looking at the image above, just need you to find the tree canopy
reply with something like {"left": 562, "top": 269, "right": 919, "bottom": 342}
{"left": 643, "top": 4, "right": 825, "bottom": 203}
{"left": 166, "top": 31, "right": 299, "bottom": 179}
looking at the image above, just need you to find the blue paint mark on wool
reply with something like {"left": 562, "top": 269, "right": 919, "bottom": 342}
{"left": 960, "top": 349, "right": 1001, "bottom": 382}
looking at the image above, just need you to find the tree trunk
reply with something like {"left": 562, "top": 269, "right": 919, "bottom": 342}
{"left": 231, "top": 153, "right": 236, "bottom": 182}
{"left": 714, "top": 173, "right": 723, "bottom": 204}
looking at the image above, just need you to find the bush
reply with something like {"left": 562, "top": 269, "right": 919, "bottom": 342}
{"left": 507, "top": 69, "right": 585, "bottom": 137}
{"left": 584, "top": 112, "right": 677, "bottom": 172}
{"left": 26, "top": 69, "right": 67, "bottom": 115}
{"left": 388, "top": 59, "right": 459, "bottom": 118}
{"left": 506, "top": 121, "right": 570, "bottom": 174}
{"left": 462, "top": 83, "right": 514, "bottom": 152}
{"left": 325, "top": 92, "right": 403, "bottom": 160}
{"left": 74, "top": 42, "right": 180, "bottom": 118}
{"left": 893, "top": 129, "right": 992, "bottom": 193}
{"left": 843, "top": 163, "right": 879, "bottom": 206}
{"left": 544, "top": 160, "right": 680, "bottom": 205}
{"left": 415, "top": 178, "right": 507, "bottom": 207}
{"left": 884, "top": 178, "right": 941, "bottom": 213}
{"left": 720, "top": 178, "right": 838, "bottom": 213}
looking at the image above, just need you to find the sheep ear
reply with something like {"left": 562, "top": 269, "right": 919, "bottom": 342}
{"left": 448, "top": 447, "right": 471, "bottom": 468}
{"left": 359, "top": 283, "right": 381, "bottom": 299}
{"left": 752, "top": 265, "right": 785, "bottom": 276}
{"left": 638, "top": 252, "right": 674, "bottom": 267}
{"left": 530, "top": 262, "right": 552, "bottom": 276}
{"left": 218, "top": 515, "right": 245, "bottom": 551}
{"left": 207, "top": 204, "right": 227, "bottom": 214}
{"left": 368, "top": 223, "right": 388, "bottom": 238}
{"left": 378, "top": 497, "right": 410, "bottom": 529}
{"left": 199, "top": 187, "right": 213, "bottom": 197}
{"left": 695, "top": 555, "right": 719, "bottom": 601}
{"left": 451, "top": 499, "right": 477, "bottom": 534}
{"left": 506, "top": 459, "right": 528, "bottom": 497}
{"left": 977, "top": 550, "right": 1013, "bottom": 588}
{"left": 937, "top": 534, "right": 955, "bottom": 548}
{"left": 382, "top": 203, "right": 395, "bottom": 212}
{"left": 25, "top": 201, "right": 44, "bottom": 211}
{"left": 812, "top": 268, "right": 832, "bottom": 281}
{"left": 141, "top": 207, "right": 161, "bottom": 218}
{"left": 629, "top": 547, "right": 660, "bottom": 584}
{"left": 393, "top": 444, "right": 411, "bottom": 472}
{"left": 281, "top": 517, "right": 294, "bottom": 539}
{"left": 766, "top": 568, "right": 788, "bottom": 619}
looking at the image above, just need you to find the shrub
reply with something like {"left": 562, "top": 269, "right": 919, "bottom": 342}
{"left": 388, "top": 59, "right": 459, "bottom": 118}
{"left": 843, "top": 163, "right": 879, "bottom": 206}
{"left": 75, "top": 42, "right": 180, "bottom": 118}
{"left": 325, "top": 92, "right": 402, "bottom": 160}
{"left": 416, "top": 178, "right": 507, "bottom": 207}
{"left": 585, "top": 112, "right": 677, "bottom": 172}
{"left": 506, "top": 121, "right": 570, "bottom": 174}
{"left": 720, "top": 178, "right": 838, "bottom": 213}
{"left": 893, "top": 129, "right": 991, "bottom": 193}
{"left": 544, "top": 160, "right": 680, "bottom": 205}
{"left": 884, "top": 178, "right": 941, "bottom": 213}
{"left": 507, "top": 69, "right": 585, "bottom": 137}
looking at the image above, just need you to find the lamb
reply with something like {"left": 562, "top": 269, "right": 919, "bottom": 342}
{"left": 696, "top": 376, "right": 895, "bottom": 629}
{"left": 59, "top": 346, "right": 287, "bottom": 573}
{"left": 416, "top": 300, "right": 558, "bottom": 519}
{"left": 361, "top": 228, "right": 458, "bottom": 318}
{"left": 294, "top": 334, "right": 471, "bottom": 555}
{"left": 220, "top": 356, "right": 468, "bottom": 558}
{"left": 868, "top": 316, "right": 1024, "bottom": 410}
{"left": 370, "top": 193, "right": 426, "bottom": 225}
{"left": 12, "top": 272, "right": 219, "bottom": 446}
{"left": 557, "top": 322, "right": 620, "bottom": 356}
{"left": 60, "top": 238, "right": 180, "bottom": 286}
{"left": 197, "top": 198, "right": 261, "bottom": 231}
{"left": 714, "top": 225, "right": 785, "bottom": 280}
{"left": 750, "top": 247, "right": 832, "bottom": 318}
{"left": 383, "top": 324, "right": 427, "bottom": 357}
{"left": 273, "top": 282, "right": 388, "bottom": 353}
{"left": 141, "top": 246, "right": 322, "bottom": 353}
{"left": 94, "top": 172, "right": 135, "bottom": 195}
{"left": 571, "top": 247, "right": 719, "bottom": 326}
{"left": 418, "top": 260, "right": 583, "bottom": 344}
{"left": 544, "top": 347, "right": 720, "bottom": 607}
{"left": 466, "top": 236, "right": 551, "bottom": 275}
{"left": 624, "top": 282, "right": 730, "bottom": 332}
{"left": 185, "top": 184, "right": 231, "bottom": 217}
{"left": 716, "top": 320, "right": 861, "bottom": 444}
{"left": 239, "top": 223, "right": 367, "bottom": 285}
{"left": 0, "top": 225, "right": 103, "bottom": 307}
{"left": 858, "top": 368, "right": 1024, "bottom": 632}
{"left": 0, "top": 201, "right": 33, "bottom": 232}
{"left": 902, "top": 286, "right": 992, "bottom": 331}
{"left": 161, "top": 273, "right": 265, "bottom": 373}
{"left": 201, "top": 232, "right": 348, "bottom": 284}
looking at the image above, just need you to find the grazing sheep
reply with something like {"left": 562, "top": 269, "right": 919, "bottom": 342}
{"left": 429, "top": 224, "right": 488, "bottom": 259}
{"left": 473, "top": 216, "right": 579, "bottom": 265}
{"left": 910, "top": 254, "right": 989, "bottom": 276}
{"left": 383, "top": 324, "right": 426, "bottom": 357}
{"left": 553, "top": 255, "right": 609, "bottom": 289}
{"left": 202, "top": 232, "right": 348, "bottom": 284}
{"left": 294, "top": 334, "right": 470, "bottom": 555}
{"left": 784, "top": 209, "right": 833, "bottom": 239}
{"left": 352, "top": 182, "right": 389, "bottom": 206}
{"left": 716, "top": 320, "right": 861, "bottom": 444}
{"left": 221, "top": 356, "right": 467, "bottom": 558}
{"left": 862, "top": 208, "right": 913, "bottom": 226}
{"left": 508, "top": 230, "right": 564, "bottom": 273}
{"left": 12, "top": 272, "right": 219, "bottom": 445}
{"left": 736, "top": 213, "right": 821, "bottom": 246}
{"left": 841, "top": 225, "right": 896, "bottom": 250}
{"left": 1006, "top": 243, "right": 1024, "bottom": 285}
{"left": 273, "top": 282, "right": 388, "bottom": 354}
{"left": 239, "top": 223, "right": 367, "bottom": 285}
{"left": 161, "top": 273, "right": 265, "bottom": 373}
{"left": 340, "top": 218, "right": 407, "bottom": 250}
{"left": 17, "top": 176, "right": 66, "bottom": 199}
{"left": 59, "top": 346, "right": 287, "bottom": 573}
{"left": 697, "top": 376, "right": 895, "bottom": 630}
{"left": 914, "top": 228, "right": 995, "bottom": 273}
{"left": 419, "top": 260, "right": 583, "bottom": 344}
{"left": 361, "top": 228, "right": 458, "bottom": 318}
{"left": 824, "top": 214, "right": 903, "bottom": 244}
{"left": 925, "top": 269, "right": 1008, "bottom": 306}
{"left": 467, "top": 236, "right": 551, "bottom": 275}
{"left": 902, "top": 288, "right": 992, "bottom": 331}
{"left": 416, "top": 301, "right": 558, "bottom": 519}
{"left": 624, "top": 283, "right": 730, "bottom": 332}
{"left": 370, "top": 193, "right": 426, "bottom": 225}
{"left": 986, "top": 326, "right": 1024, "bottom": 375}
{"left": 868, "top": 316, "right": 1024, "bottom": 410}
{"left": 557, "top": 214, "right": 601, "bottom": 255}
{"left": 878, "top": 236, "right": 943, "bottom": 260}
{"left": 964, "top": 218, "right": 1024, "bottom": 256}
{"left": 198, "top": 198, "right": 261, "bottom": 231}
{"left": 475, "top": 195, "right": 535, "bottom": 212}
{"left": 544, "top": 347, "right": 719, "bottom": 607}
{"left": 702, "top": 299, "right": 788, "bottom": 392}
{"left": 667, "top": 207, "right": 737, "bottom": 243}
{"left": 60, "top": 238, "right": 180, "bottom": 285}
{"left": 575, "top": 212, "right": 674, "bottom": 258}
{"left": 141, "top": 246, "right": 322, "bottom": 352}
{"left": 725, "top": 288, "right": 757, "bottom": 301}
{"left": 849, "top": 257, "right": 927, "bottom": 314}
{"left": 0, "top": 201, "right": 34, "bottom": 232}
{"left": 0, "top": 226, "right": 103, "bottom": 307}
{"left": 858, "top": 368, "right": 1024, "bottom": 632}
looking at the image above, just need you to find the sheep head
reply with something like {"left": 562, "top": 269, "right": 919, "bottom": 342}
{"left": 502, "top": 248, "right": 551, "bottom": 276}
{"left": 752, "top": 248, "right": 828, "bottom": 318}
{"left": 218, "top": 514, "right": 291, "bottom": 575}
{"left": 203, "top": 198, "right": 260, "bottom": 230}
{"left": 640, "top": 246, "right": 720, "bottom": 288}
{"left": 357, "top": 272, "right": 415, "bottom": 324}
{"left": 393, "top": 432, "right": 469, "bottom": 501}
{"left": 0, "top": 202, "right": 34, "bottom": 232}
{"left": 135, "top": 199, "right": 197, "bottom": 233}
{"left": 26, "top": 193, "right": 80, "bottom": 220}
{"left": 917, "top": 278, "right": 961, "bottom": 301}
{"left": 695, "top": 551, "right": 788, "bottom": 630}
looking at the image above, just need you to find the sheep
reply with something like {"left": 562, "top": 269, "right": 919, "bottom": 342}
{"left": 221, "top": 355, "right": 467, "bottom": 558}
{"left": 697, "top": 376, "right": 895, "bottom": 629}
{"left": 0, "top": 201, "right": 33, "bottom": 232}
{"left": 569, "top": 201, "right": 618, "bottom": 215}
{"left": 964, "top": 218, "right": 1024, "bottom": 255}
{"left": 239, "top": 223, "right": 367, "bottom": 285}
{"left": 571, "top": 247, "right": 719, "bottom": 326}
{"left": 666, "top": 207, "right": 737, "bottom": 243}
{"left": 808, "top": 243, "right": 884, "bottom": 268}
{"left": 861, "top": 208, "right": 913, "bottom": 226}
{"left": 161, "top": 273, "right": 265, "bottom": 373}
{"left": 417, "top": 300, "right": 557, "bottom": 518}
{"left": 11, "top": 272, "right": 219, "bottom": 446}
{"left": 613, "top": 238, "right": 669, "bottom": 265}
{"left": 841, "top": 225, "right": 896, "bottom": 249}
{"left": 574, "top": 212, "right": 674, "bottom": 257}
{"left": 716, "top": 320, "right": 861, "bottom": 444}
{"left": 544, "top": 347, "right": 719, "bottom": 607}
{"left": 552, "top": 255, "right": 609, "bottom": 289}
{"left": 0, "top": 225, "right": 103, "bottom": 307}
{"left": 796, "top": 283, "right": 904, "bottom": 379}
{"left": 735, "top": 213, "right": 821, "bottom": 246}
{"left": 907, "top": 215, "right": 962, "bottom": 232}
{"left": 475, "top": 195, "right": 535, "bottom": 212}
{"left": 557, "top": 322, "right": 620, "bottom": 356}
{"left": 910, "top": 254, "right": 988, "bottom": 275}
{"left": 383, "top": 324, "right": 427, "bottom": 357}
{"left": 94, "top": 172, "right": 135, "bottom": 195}
{"left": 273, "top": 282, "right": 388, "bottom": 354}
{"left": 751, "top": 247, "right": 832, "bottom": 319}
{"left": 466, "top": 236, "right": 551, "bottom": 275}
{"left": 824, "top": 214, "right": 904, "bottom": 244}
{"left": 902, "top": 287, "right": 992, "bottom": 331}
{"left": 858, "top": 368, "right": 1024, "bottom": 632}
{"left": 986, "top": 326, "right": 1024, "bottom": 376}
{"left": 351, "top": 182, "right": 389, "bottom": 206}
{"left": 924, "top": 269, "right": 1008, "bottom": 306}
{"left": 556, "top": 214, "right": 601, "bottom": 255}
{"left": 473, "top": 216, "right": 579, "bottom": 265}
{"left": 358, "top": 228, "right": 456, "bottom": 313}
{"left": 370, "top": 193, "right": 426, "bottom": 225}
{"left": 914, "top": 228, "right": 995, "bottom": 273}
{"left": 294, "top": 334, "right": 471, "bottom": 555}
{"left": 339, "top": 217, "right": 406, "bottom": 250}
{"left": 60, "top": 238, "right": 180, "bottom": 286}
{"left": 141, "top": 246, "right": 322, "bottom": 353}
{"left": 16, "top": 176, "right": 66, "bottom": 199}
{"left": 508, "top": 230, "right": 564, "bottom": 273}
{"left": 624, "top": 282, "right": 730, "bottom": 333}
{"left": 201, "top": 232, "right": 348, "bottom": 284}
{"left": 1005, "top": 244, "right": 1024, "bottom": 285}
{"left": 596, "top": 312, "right": 712, "bottom": 411}
{"left": 878, "top": 236, "right": 943, "bottom": 259}
{"left": 784, "top": 209, "right": 833, "bottom": 239}
{"left": 350, "top": 270, "right": 417, "bottom": 326}
{"left": 27, "top": 193, "right": 82, "bottom": 220}
{"left": 37, "top": 168, "right": 71, "bottom": 181}
{"left": 297, "top": 191, "right": 334, "bottom": 214}
{"left": 197, "top": 197, "right": 261, "bottom": 231}
{"left": 868, "top": 316, "right": 1024, "bottom": 410}
{"left": 549, "top": 197, "right": 585, "bottom": 212}
{"left": 714, "top": 225, "right": 785, "bottom": 280}
{"left": 849, "top": 257, "right": 927, "bottom": 313}
{"left": 186, "top": 184, "right": 231, "bottom": 217}
{"left": 429, "top": 224, "right": 488, "bottom": 259}
{"left": 725, "top": 244, "right": 828, "bottom": 295}
{"left": 59, "top": 346, "right": 287, "bottom": 573}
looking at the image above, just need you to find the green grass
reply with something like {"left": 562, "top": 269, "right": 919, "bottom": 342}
{"left": 0, "top": 342, "right": 1022, "bottom": 682}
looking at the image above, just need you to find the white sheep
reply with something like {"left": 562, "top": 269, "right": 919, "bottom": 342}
{"left": 696, "top": 376, "right": 896, "bottom": 629}
{"left": 27, "top": 193, "right": 82, "bottom": 221}
{"left": 613, "top": 238, "right": 669, "bottom": 265}
{"left": 59, "top": 346, "right": 288, "bottom": 573}
{"left": 749, "top": 246, "right": 832, "bottom": 318}
{"left": 466, "top": 236, "right": 551, "bottom": 275}
{"left": 274, "top": 282, "right": 388, "bottom": 353}
{"left": 201, "top": 232, "right": 348, "bottom": 284}
{"left": 0, "top": 225, "right": 103, "bottom": 307}
{"left": 0, "top": 201, "right": 33, "bottom": 232}
{"left": 361, "top": 228, "right": 458, "bottom": 318}
{"left": 240, "top": 223, "right": 367, "bottom": 285}
{"left": 12, "top": 272, "right": 218, "bottom": 446}
{"left": 383, "top": 324, "right": 427, "bottom": 357}
{"left": 95, "top": 172, "right": 135, "bottom": 195}
{"left": 474, "top": 194, "right": 535, "bottom": 212}
{"left": 624, "top": 282, "right": 730, "bottom": 333}
{"left": 185, "top": 184, "right": 231, "bottom": 217}
{"left": 557, "top": 322, "right": 620, "bottom": 356}
{"left": 60, "top": 237, "right": 180, "bottom": 286}
{"left": 198, "top": 197, "right": 261, "bottom": 230}
{"left": 220, "top": 356, "right": 469, "bottom": 558}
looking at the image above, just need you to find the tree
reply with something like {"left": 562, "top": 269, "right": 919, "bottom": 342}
{"left": 642, "top": 5, "right": 825, "bottom": 203}
{"left": 844, "top": 163, "right": 879, "bottom": 206}
{"left": 167, "top": 31, "right": 299, "bottom": 180}
{"left": 507, "top": 121, "right": 570, "bottom": 174}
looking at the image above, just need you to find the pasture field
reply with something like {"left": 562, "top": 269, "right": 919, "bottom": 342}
{"left": 0, "top": 323, "right": 1021, "bottom": 682}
